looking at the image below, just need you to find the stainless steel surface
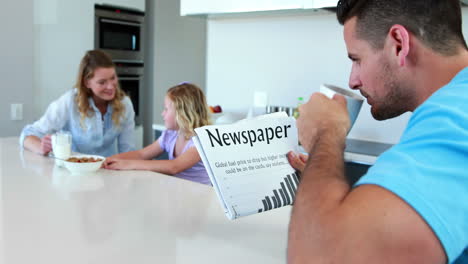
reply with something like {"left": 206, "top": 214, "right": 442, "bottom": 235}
{"left": 100, "top": 18, "right": 142, "bottom": 27}
{"left": 115, "top": 63, "right": 144, "bottom": 75}
{"left": 118, "top": 77, "right": 141, "bottom": 81}
{"left": 286, "top": 107, "right": 294, "bottom": 117}
{"left": 95, "top": 4, "right": 145, "bottom": 62}
{"left": 345, "top": 138, "right": 393, "bottom": 157}
{"left": 266, "top": 105, "right": 295, "bottom": 116}
{"left": 299, "top": 138, "right": 393, "bottom": 165}
{"left": 115, "top": 63, "right": 144, "bottom": 126}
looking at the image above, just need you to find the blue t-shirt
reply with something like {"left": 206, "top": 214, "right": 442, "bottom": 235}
{"left": 355, "top": 67, "right": 468, "bottom": 264}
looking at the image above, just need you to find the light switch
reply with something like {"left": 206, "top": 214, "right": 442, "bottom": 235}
{"left": 10, "top": 103, "right": 23, "bottom": 121}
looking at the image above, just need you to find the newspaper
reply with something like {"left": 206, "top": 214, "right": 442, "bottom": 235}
{"left": 193, "top": 112, "right": 300, "bottom": 220}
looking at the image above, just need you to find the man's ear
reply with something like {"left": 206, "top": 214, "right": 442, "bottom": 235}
{"left": 387, "top": 24, "right": 410, "bottom": 67}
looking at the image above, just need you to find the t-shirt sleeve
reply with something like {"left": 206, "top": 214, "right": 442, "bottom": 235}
{"left": 157, "top": 129, "right": 169, "bottom": 153}
{"left": 355, "top": 96, "right": 468, "bottom": 263}
{"left": 185, "top": 138, "right": 195, "bottom": 149}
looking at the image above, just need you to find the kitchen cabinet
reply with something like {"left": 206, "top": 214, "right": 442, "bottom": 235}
{"left": 303, "top": 0, "right": 338, "bottom": 9}
{"left": 182, "top": 0, "right": 468, "bottom": 16}
{"left": 181, "top": 0, "right": 304, "bottom": 16}
{"left": 180, "top": 0, "right": 222, "bottom": 15}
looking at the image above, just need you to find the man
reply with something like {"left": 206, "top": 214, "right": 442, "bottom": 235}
{"left": 287, "top": 0, "right": 468, "bottom": 263}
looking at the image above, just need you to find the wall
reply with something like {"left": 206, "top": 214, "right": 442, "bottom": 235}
{"left": 0, "top": 0, "right": 34, "bottom": 137}
{"left": 206, "top": 9, "right": 468, "bottom": 144}
{"left": 147, "top": 0, "right": 207, "bottom": 127}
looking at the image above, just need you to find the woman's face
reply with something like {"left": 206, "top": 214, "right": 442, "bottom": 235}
{"left": 86, "top": 67, "right": 118, "bottom": 103}
{"left": 162, "top": 96, "right": 178, "bottom": 130}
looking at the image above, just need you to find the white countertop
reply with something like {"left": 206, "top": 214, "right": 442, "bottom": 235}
{"left": 0, "top": 137, "right": 290, "bottom": 264}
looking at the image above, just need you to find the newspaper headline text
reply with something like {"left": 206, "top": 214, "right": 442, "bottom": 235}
{"left": 205, "top": 125, "right": 292, "bottom": 148}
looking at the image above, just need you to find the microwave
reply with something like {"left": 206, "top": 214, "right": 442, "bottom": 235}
{"left": 94, "top": 4, "right": 145, "bottom": 62}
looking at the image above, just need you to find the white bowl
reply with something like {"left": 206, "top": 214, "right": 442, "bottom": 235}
{"left": 63, "top": 154, "right": 105, "bottom": 174}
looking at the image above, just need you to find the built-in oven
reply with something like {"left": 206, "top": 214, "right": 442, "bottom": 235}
{"left": 115, "top": 62, "right": 144, "bottom": 125}
{"left": 95, "top": 4, "right": 145, "bottom": 62}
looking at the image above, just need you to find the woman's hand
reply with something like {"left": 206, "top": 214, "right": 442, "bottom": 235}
{"left": 103, "top": 158, "right": 135, "bottom": 170}
{"left": 40, "top": 135, "right": 53, "bottom": 155}
{"left": 287, "top": 151, "right": 309, "bottom": 173}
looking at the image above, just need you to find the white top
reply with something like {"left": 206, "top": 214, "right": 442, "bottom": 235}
{"left": 0, "top": 137, "right": 290, "bottom": 264}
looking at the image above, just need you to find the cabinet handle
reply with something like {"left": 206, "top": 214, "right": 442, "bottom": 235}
{"left": 100, "top": 18, "right": 141, "bottom": 27}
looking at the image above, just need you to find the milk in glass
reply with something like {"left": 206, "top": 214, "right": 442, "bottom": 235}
{"left": 52, "top": 131, "right": 72, "bottom": 167}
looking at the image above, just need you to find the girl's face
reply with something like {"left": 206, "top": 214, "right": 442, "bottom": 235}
{"left": 162, "top": 96, "right": 178, "bottom": 130}
{"left": 86, "top": 67, "right": 117, "bottom": 103}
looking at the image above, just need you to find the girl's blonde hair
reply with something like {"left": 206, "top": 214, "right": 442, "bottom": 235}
{"left": 167, "top": 83, "right": 211, "bottom": 139}
{"left": 74, "top": 50, "right": 127, "bottom": 128}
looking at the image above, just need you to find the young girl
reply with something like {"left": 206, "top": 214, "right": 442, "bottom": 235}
{"left": 104, "top": 82, "right": 212, "bottom": 185}
{"left": 20, "top": 50, "right": 135, "bottom": 157}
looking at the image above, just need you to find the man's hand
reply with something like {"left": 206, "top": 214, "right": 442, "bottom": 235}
{"left": 287, "top": 151, "right": 308, "bottom": 172}
{"left": 296, "top": 93, "right": 350, "bottom": 153}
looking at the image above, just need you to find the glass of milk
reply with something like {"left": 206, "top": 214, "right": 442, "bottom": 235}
{"left": 51, "top": 131, "right": 72, "bottom": 167}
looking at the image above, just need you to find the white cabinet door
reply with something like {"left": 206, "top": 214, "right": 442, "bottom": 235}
{"left": 181, "top": 0, "right": 303, "bottom": 16}
{"left": 303, "top": 0, "right": 338, "bottom": 9}
{"left": 217, "top": 0, "right": 303, "bottom": 13}
{"left": 180, "top": 0, "right": 222, "bottom": 15}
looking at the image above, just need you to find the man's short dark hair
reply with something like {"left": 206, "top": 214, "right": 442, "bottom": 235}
{"left": 336, "top": 0, "right": 468, "bottom": 55}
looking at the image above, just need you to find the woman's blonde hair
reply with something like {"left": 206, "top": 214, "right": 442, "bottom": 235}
{"left": 167, "top": 83, "right": 211, "bottom": 139}
{"left": 74, "top": 50, "right": 127, "bottom": 128}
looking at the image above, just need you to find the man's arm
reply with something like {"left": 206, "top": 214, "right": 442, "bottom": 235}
{"left": 287, "top": 93, "right": 446, "bottom": 264}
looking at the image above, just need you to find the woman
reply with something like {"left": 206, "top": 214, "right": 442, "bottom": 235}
{"left": 20, "top": 50, "right": 135, "bottom": 157}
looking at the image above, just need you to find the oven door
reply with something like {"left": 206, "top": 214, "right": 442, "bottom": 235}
{"left": 119, "top": 75, "right": 142, "bottom": 125}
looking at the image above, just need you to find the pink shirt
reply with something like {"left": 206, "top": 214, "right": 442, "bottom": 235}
{"left": 157, "top": 129, "right": 211, "bottom": 185}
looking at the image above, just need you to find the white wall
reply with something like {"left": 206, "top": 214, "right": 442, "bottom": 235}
{"left": 0, "top": 0, "right": 34, "bottom": 137}
{"left": 206, "top": 9, "right": 468, "bottom": 144}
{"left": 147, "top": 0, "right": 207, "bottom": 127}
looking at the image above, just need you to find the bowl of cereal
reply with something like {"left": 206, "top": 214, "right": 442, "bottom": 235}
{"left": 63, "top": 154, "right": 105, "bottom": 174}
